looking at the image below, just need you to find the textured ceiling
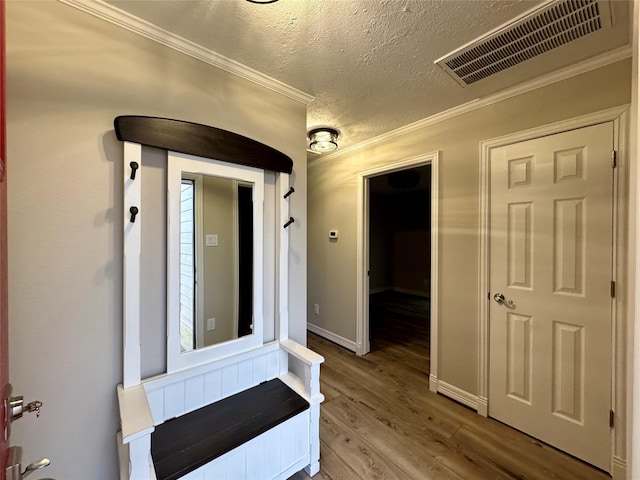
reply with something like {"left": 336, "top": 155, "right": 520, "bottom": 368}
{"left": 104, "top": 0, "right": 631, "bottom": 158}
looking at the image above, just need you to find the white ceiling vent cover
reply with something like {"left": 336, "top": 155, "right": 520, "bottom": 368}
{"left": 435, "top": 0, "right": 612, "bottom": 87}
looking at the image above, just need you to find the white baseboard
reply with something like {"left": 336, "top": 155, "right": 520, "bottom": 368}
{"left": 612, "top": 455, "right": 626, "bottom": 479}
{"left": 435, "top": 379, "right": 479, "bottom": 410}
{"left": 477, "top": 396, "right": 488, "bottom": 417}
{"left": 392, "top": 287, "right": 430, "bottom": 298}
{"left": 369, "top": 287, "right": 391, "bottom": 294}
{"left": 369, "top": 287, "right": 430, "bottom": 298}
{"left": 307, "top": 323, "right": 358, "bottom": 352}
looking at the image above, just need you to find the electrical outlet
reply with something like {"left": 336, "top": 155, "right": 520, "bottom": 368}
{"left": 313, "top": 304, "right": 320, "bottom": 315}
{"left": 207, "top": 318, "right": 216, "bottom": 330}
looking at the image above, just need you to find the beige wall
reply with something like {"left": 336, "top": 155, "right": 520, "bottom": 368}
{"left": 308, "top": 59, "right": 632, "bottom": 395}
{"left": 6, "top": 2, "right": 307, "bottom": 479}
{"left": 201, "top": 175, "right": 236, "bottom": 346}
{"left": 369, "top": 189, "right": 431, "bottom": 296}
{"left": 392, "top": 230, "right": 430, "bottom": 295}
{"left": 369, "top": 195, "right": 393, "bottom": 291}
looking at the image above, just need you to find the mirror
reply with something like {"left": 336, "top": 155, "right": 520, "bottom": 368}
{"left": 167, "top": 151, "right": 264, "bottom": 373}
{"left": 179, "top": 174, "right": 254, "bottom": 351}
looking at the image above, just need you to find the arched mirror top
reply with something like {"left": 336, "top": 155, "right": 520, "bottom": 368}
{"left": 114, "top": 115, "right": 293, "bottom": 174}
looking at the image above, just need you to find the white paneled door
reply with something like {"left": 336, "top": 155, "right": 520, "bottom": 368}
{"left": 488, "top": 122, "right": 613, "bottom": 471}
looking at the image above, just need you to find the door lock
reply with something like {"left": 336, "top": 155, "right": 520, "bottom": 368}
{"left": 5, "top": 390, "right": 44, "bottom": 442}
{"left": 8, "top": 396, "right": 43, "bottom": 422}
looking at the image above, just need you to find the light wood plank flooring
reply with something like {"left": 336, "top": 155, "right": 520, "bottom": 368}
{"left": 291, "top": 292, "right": 610, "bottom": 480}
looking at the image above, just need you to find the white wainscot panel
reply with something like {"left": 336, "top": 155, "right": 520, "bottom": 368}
{"left": 144, "top": 345, "right": 281, "bottom": 423}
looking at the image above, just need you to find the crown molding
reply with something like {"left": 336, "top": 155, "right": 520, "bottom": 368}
{"left": 310, "top": 44, "right": 632, "bottom": 168}
{"left": 57, "top": 0, "right": 314, "bottom": 105}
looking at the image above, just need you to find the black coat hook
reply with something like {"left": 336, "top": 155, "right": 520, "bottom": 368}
{"left": 129, "top": 206, "right": 139, "bottom": 223}
{"left": 129, "top": 161, "right": 139, "bottom": 180}
{"left": 283, "top": 187, "right": 295, "bottom": 199}
{"left": 283, "top": 217, "right": 295, "bottom": 228}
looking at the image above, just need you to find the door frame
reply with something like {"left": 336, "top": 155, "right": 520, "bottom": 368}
{"left": 478, "top": 105, "right": 629, "bottom": 475}
{"left": 356, "top": 152, "right": 439, "bottom": 372}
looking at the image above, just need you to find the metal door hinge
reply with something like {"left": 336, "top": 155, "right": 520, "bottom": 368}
{"left": 611, "top": 151, "right": 617, "bottom": 168}
{"left": 611, "top": 281, "right": 616, "bottom": 298}
{"left": 610, "top": 410, "right": 615, "bottom": 428}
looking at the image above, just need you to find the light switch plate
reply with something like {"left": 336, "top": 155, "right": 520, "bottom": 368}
{"left": 206, "top": 234, "right": 219, "bottom": 247}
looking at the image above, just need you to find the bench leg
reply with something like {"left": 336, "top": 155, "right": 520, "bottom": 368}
{"left": 129, "top": 435, "right": 152, "bottom": 480}
{"left": 304, "top": 461, "right": 320, "bottom": 477}
{"left": 305, "top": 403, "right": 321, "bottom": 477}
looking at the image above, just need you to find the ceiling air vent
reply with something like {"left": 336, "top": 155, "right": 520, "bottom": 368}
{"left": 435, "top": 0, "right": 612, "bottom": 87}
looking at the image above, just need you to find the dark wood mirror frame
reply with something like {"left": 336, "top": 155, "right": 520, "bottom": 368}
{"left": 114, "top": 116, "right": 294, "bottom": 174}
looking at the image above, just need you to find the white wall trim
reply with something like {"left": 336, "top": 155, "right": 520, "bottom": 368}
{"left": 307, "top": 323, "right": 357, "bottom": 353}
{"left": 478, "top": 106, "right": 630, "bottom": 472}
{"left": 612, "top": 108, "right": 630, "bottom": 468}
{"left": 612, "top": 455, "right": 627, "bottom": 479}
{"left": 477, "top": 396, "right": 488, "bottom": 417}
{"left": 428, "top": 374, "right": 438, "bottom": 393}
{"left": 57, "top": 0, "right": 314, "bottom": 105}
{"left": 628, "top": 6, "right": 639, "bottom": 480}
{"left": 436, "top": 379, "right": 479, "bottom": 411}
{"left": 356, "top": 152, "right": 439, "bottom": 363}
{"left": 309, "top": 45, "right": 631, "bottom": 170}
{"left": 479, "top": 105, "right": 629, "bottom": 152}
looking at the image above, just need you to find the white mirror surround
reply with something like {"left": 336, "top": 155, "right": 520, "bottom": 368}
{"left": 167, "top": 151, "right": 265, "bottom": 373}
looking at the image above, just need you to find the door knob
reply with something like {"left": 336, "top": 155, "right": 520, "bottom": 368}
{"left": 21, "top": 458, "right": 50, "bottom": 479}
{"left": 493, "top": 293, "right": 514, "bottom": 307}
{"left": 5, "top": 447, "right": 51, "bottom": 480}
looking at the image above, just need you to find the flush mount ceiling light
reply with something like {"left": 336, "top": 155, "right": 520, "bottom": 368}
{"left": 308, "top": 128, "right": 339, "bottom": 153}
{"left": 246, "top": 0, "right": 279, "bottom": 3}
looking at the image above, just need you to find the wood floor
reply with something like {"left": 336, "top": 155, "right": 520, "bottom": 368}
{"left": 291, "top": 292, "right": 610, "bottom": 480}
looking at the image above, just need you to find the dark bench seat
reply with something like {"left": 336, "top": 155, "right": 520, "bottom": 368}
{"left": 151, "top": 378, "right": 310, "bottom": 480}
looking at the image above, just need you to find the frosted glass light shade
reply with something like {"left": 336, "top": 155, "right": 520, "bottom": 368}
{"left": 308, "top": 128, "right": 339, "bottom": 153}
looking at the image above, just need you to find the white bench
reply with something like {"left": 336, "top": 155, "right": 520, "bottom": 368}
{"left": 117, "top": 340, "right": 324, "bottom": 480}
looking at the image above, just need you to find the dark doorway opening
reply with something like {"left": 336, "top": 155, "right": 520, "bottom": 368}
{"left": 237, "top": 185, "right": 253, "bottom": 337}
{"left": 368, "top": 165, "right": 431, "bottom": 373}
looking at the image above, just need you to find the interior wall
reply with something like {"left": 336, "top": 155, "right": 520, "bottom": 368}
{"left": 202, "top": 175, "right": 236, "bottom": 346}
{"left": 308, "top": 58, "right": 632, "bottom": 395}
{"left": 369, "top": 187, "right": 431, "bottom": 296}
{"left": 369, "top": 194, "right": 392, "bottom": 291}
{"left": 6, "top": 2, "right": 307, "bottom": 479}
{"left": 392, "top": 229, "right": 430, "bottom": 296}
{"left": 390, "top": 188, "right": 431, "bottom": 296}
{"left": 140, "top": 147, "right": 168, "bottom": 377}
